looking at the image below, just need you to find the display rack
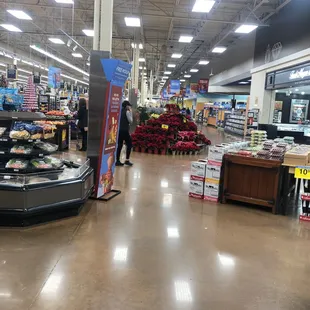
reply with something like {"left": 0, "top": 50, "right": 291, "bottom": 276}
{"left": 0, "top": 111, "right": 94, "bottom": 226}
{"left": 224, "top": 113, "right": 246, "bottom": 136}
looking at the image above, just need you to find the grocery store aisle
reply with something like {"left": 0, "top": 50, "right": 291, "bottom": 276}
{"left": 1, "top": 126, "right": 310, "bottom": 310}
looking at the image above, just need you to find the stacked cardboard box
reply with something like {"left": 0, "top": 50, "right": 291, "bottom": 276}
{"left": 204, "top": 160, "right": 221, "bottom": 202}
{"left": 189, "top": 160, "right": 207, "bottom": 199}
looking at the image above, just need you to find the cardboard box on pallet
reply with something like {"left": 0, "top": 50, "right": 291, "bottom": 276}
{"left": 189, "top": 179, "right": 204, "bottom": 199}
{"left": 204, "top": 182, "right": 219, "bottom": 202}
{"left": 190, "top": 160, "right": 208, "bottom": 181}
{"left": 206, "top": 160, "right": 222, "bottom": 180}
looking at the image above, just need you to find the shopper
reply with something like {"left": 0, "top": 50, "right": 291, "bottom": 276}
{"left": 116, "top": 100, "right": 133, "bottom": 166}
{"left": 186, "top": 108, "right": 191, "bottom": 117}
{"left": 77, "top": 98, "right": 88, "bottom": 151}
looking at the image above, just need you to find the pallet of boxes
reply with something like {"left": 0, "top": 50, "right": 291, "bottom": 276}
{"left": 189, "top": 142, "right": 248, "bottom": 201}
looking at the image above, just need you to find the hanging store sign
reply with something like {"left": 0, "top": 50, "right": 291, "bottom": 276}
{"left": 7, "top": 65, "right": 17, "bottom": 80}
{"left": 169, "top": 80, "right": 180, "bottom": 95}
{"left": 198, "top": 79, "right": 209, "bottom": 94}
{"left": 266, "top": 62, "right": 310, "bottom": 89}
{"left": 48, "top": 67, "right": 61, "bottom": 88}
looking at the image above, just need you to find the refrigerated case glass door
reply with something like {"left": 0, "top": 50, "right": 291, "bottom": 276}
{"left": 290, "top": 99, "right": 309, "bottom": 123}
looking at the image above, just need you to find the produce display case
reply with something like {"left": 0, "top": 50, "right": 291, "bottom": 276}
{"left": 0, "top": 112, "right": 94, "bottom": 226}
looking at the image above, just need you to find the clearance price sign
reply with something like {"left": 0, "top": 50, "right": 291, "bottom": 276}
{"left": 295, "top": 166, "right": 310, "bottom": 179}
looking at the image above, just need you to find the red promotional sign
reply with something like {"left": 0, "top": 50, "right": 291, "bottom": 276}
{"left": 198, "top": 79, "right": 209, "bottom": 94}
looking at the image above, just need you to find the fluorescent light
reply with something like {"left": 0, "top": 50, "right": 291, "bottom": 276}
{"left": 0, "top": 63, "right": 6, "bottom": 67}
{"left": 168, "top": 64, "right": 176, "bottom": 68}
{"left": 49, "top": 38, "right": 65, "bottom": 44}
{"left": 212, "top": 46, "right": 227, "bottom": 53}
{"left": 184, "top": 75, "right": 191, "bottom": 78}
{"left": 190, "top": 69, "right": 199, "bottom": 73}
{"left": 82, "top": 29, "right": 94, "bottom": 36}
{"left": 180, "top": 79, "right": 186, "bottom": 82}
{"left": 239, "top": 81, "right": 249, "bottom": 84}
{"left": 179, "top": 35, "right": 193, "bottom": 43}
{"left": 235, "top": 24, "right": 258, "bottom": 34}
{"left": 139, "top": 43, "right": 143, "bottom": 49}
{"left": 162, "top": 77, "right": 169, "bottom": 80}
{"left": 124, "top": 17, "right": 141, "bottom": 27}
{"left": 164, "top": 71, "right": 171, "bottom": 75}
{"left": 301, "top": 92, "right": 305, "bottom": 95}
{"left": 139, "top": 58, "right": 145, "bottom": 62}
{"left": 61, "top": 73, "right": 88, "bottom": 86}
{"left": 30, "top": 45, "right": 89, "bottom": 76}
{"left": 72, "top": 53, "right": 83, "bottom": 58}
{"left": 7, "top": 10, "right": 32, "bottom": 20}
{"left": 86, "top": 62, "right": 90, "bottom": 66}
{"left": 131, "top": 43, "right": 143, "bottom": 49}
{"left": 19, "top": 74, "right": 30, "bottom": 79}
{"left": 172, "top": 53, "right": 182, "bottom": 59}
{"left": 4, "top": 53, "right": 12, "bottom": 59}
{"left": 199, "top": 60, "right": 209, "bottom": 65}
{"left": 22, "top": 60, "right": 33, "bottom": 66}
{"left": 295, "top": 88, "right": 299, "bottom": 91}
{"left": 0, "top": 24, "right": 22, "bottom": 32}
{"left": 192, "top": 0, "right": 215, "bottom": 13}
{"left": 139, "top": 66, "right": 143, "bottom": 69}
{"left": 55, "top": 0, "right": 74, "bottom": 3}
{"left": 18, "top": 68, "right": 32, "bottom": 74}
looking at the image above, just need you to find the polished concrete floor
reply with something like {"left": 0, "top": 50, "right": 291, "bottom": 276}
{"left": 1, "top": 127, "right": 310, "bottom": 310}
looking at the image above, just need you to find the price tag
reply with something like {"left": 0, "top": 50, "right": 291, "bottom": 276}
{"left": 162, "top": 124, "right": 169, "bottom": 130}
{"left": 295, "top": 166, "right": 310, "bottom": 179}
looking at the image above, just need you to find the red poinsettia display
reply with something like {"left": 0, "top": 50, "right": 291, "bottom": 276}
{"left": 132, "top": 107, "right": 211, "bottom": 154}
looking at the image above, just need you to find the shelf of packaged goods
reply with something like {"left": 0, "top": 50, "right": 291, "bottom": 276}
{"left": 226, "top": 120, "right": 245, "bottom": 126}
{"left": 225, "top": 123, "right": 244, "bottom": 129}
{"left": 224, "top": 128, "right": 244, "bottom": 136}
{"left": 227, "top": 117, "right": 245, "bottom": 121}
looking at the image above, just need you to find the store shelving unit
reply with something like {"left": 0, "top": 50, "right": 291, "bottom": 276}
{"left": 224, "top": 113, "right": 246, "bottom": 136}
{"left": 0, "top": 111, "right": 94, "bottom": 226}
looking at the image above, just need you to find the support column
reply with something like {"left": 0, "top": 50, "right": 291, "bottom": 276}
{"left": 149, "top": 70, "right": 153, "bottom": 101}
{"left": 133, "top": 45, "right": 140, "bottom": 89}
{"left": 93, "top": 0, "right": 100, "bottom": 50}
{"left": 99, "top": 0, "right": 113, "bottom": 52}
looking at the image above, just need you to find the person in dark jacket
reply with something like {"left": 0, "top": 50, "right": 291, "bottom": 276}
{"left": 116, "top": 100, "right": 133, "bottom": 166}
{"left": 77, "top": 98, "right": 88, "bottom": 151}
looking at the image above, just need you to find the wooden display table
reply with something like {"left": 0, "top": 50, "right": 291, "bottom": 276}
{"left": 221, "top": 154, "right": 286, "bottom": 214}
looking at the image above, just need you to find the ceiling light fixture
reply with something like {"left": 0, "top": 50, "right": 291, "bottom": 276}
{"left": 30, "top": 45, "right": 89, "bottom": 76}
{"left": 162, "top": 76, "right": 169, "bottom": 80}
{"left": 184, "top": 75, "right": 191, "bottom": 78}
{"left": 124, "top": 17, "right": 141, "bottom": 27}
{"left": 180, "top": 79, "right": 186, "bottom": 82}
{"left": 86, "top": 62, "right": 90, "bottom": 66}
{"left": 164, "top": 71, "right": 172, "bottom": 75}
{"left": 171, "top": 53, "right": 182, "bottom": 59}
{"left": 21, "top": 60, "right": 33, "bottom": 66}
{"left": 72, "top": 53, "right": 83, "bottom": 58}
{"left": 55, "top": 0, "right": 74, "bottom": 4}
{"left": 131, "top": 43, "right": 143, "bottom": 49}
{"left": 239, "top": 81, "right": 249, "bottom": 84}
{"left": 4, "top": 53, "right": 13, "bottom": 59}
{"left": 192, "top": 0, "right": 215, "bottom": 13}
{"left": 168, "top": 64, "right": 176, "bottom": 68}
{"left": 235, "top": 24, "right": 258, "bottom": 34}
{"left": 7, "top": 10, "right": 32, "bottom": 20}
{"left": 82, "top": 29, "right": 94, "bottom": 37}
{"left": 0, "top": 63, "right": 6, "bottom": 67}
{"left": 190, "top": 69, "right": 199, "bottom": 73}
{"left": 0, "top": 24, "right": 22, "bottom": 32}
{"left": 139, "top": 58, "right": 145, "bottom": 62}
{"left": 179, "top": 35, "right": 193, "bottom": 43}
{"left": 18, "top": 68, "right": 32, "bottom": 74}
{"left": 301, "top": 92, "right": 305, "bottom": 95}
{"left": 212, "top": 46, "right": 227, "bottom": 53}
{"left": 199, "top": 60, "right": 209, "bottom": 65}
{"left": 49, "top": 38, "right": 65, "bottom": 44}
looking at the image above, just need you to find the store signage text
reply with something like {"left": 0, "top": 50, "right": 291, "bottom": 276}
{"left": 289, "top": 68, "right": 310, "bottom": 80}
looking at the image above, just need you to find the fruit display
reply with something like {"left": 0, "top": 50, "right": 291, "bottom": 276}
{"left": 10, "top": 130, "right": 31, "bottom": 140}
{"left": 6, "top": 159, "right": 28, "bottom": 169}
{"left": 46, "top": 110, "right": 65, "bottom": 116}
{"left": 10, "top": 145, "right": 33, "bottom": 155}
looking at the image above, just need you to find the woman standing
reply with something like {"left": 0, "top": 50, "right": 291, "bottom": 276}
{"left": 77, "top": 98, "right": 88, "bottom": 151}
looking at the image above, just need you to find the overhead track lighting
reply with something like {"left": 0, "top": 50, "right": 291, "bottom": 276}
{"left": 179, "top": 36, "right": 193, "bottom": 43}
{"left": 55, "top": 0, "right": 74, "bottom": 4}
{"left": 82, "top": 29, "right": 94, "bottom": 37}
{"left": 124, "top": 17, "right": 141, "bottom": 27}
{"left": 235, "top": 24, "right": 258, "bottom": 34}
{"left": 212, "top": 47, "right": 227, "bottom": 53}
{"left": 7, "top": 10, "right": 32, "bottom": 20}
{"left": 192, "top": 0, "right": 215, "bottom": 13}
{"left": 171, "top": 53, "right": 182, "bottom": 59}
{"left": 30, "top": 45, "right": 89, "bottom": 76}
{"left": 199, "top": 60, "right": 209, "bottom": 65}
{"left": 49, "top": 38, "right": 65, "bottom": 44}
{"left": 0, "top": 24, "right": 22, "bottom": 32}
